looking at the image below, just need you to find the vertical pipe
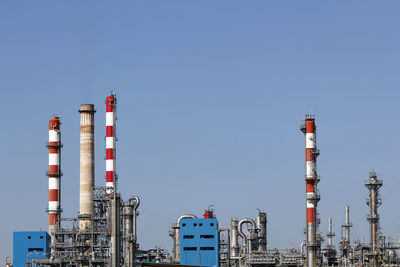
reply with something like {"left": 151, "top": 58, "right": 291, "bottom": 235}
{"left": 230, "top": 218, "right": 239, "bottom": 258}
{"left": 106, "top": 93, "right": 116, "bottom": 195}
{"left": 238, "top": 218, "right": 256, "bottom": 254}
{"left": 79, "top": 104, "right": 95, "bottom": 230}
{"left": 256, "top": 212, "right": 267, "bottom": 252}
{"left": 48, "top": 116, "right": 61, "bottom": 248}
{"left": 301, "top": 114, "right": 320, "bottom": 267}
{"left": 126, "top": 196, "right": 140, "bottom": 267}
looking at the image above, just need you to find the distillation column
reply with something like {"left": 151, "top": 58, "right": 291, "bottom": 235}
{"left": 79, "top": 104, "right": 95, "bottom": 230}
{"left": 365, "top": 170, "right": 382, "bottom": 267}
{"left": 230, "top": 218, "right": 240, "bottom": 258}
{"left": 300, "top": 114, "right": 320, "bottom": 267}
{"left": 324, "top": 218, "right": 336, "bottom": 264}
{"left": 256, "top": 211, "right": 267, "bottom": 252}
{"left": 124, "top": 196, "right": 140, "bottom": 267}
{"left": 343, "top": 206, "right": 352, "bottom": 246}
{"left": 47, "top": 116, "right": 62, "bottom": 250}
{"left": 106, "top": 93, "right": 116, "bottom": 195}
{"left": 340, "top": 206, "right": 352, "bottom": 264}
{"left": 326, "top": 218, "right": 334, "bottom": 248}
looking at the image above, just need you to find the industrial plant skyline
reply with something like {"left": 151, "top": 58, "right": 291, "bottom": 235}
{"left": 1, "top": 0, "right": 400, "bottom": 264}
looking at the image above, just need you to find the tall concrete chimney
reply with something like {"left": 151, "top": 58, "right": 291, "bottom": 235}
{"left": 79, "top": 104, "right": 95, "bottom": 230}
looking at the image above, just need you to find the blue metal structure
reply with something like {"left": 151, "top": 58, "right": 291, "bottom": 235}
{"left": 180, "top": 218, "right": 219, "bottom": 267}
{"left": 13, "top": 231, "right": 50, "bottom": 267}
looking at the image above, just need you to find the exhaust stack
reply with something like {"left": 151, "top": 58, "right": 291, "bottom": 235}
{"left": 300, "top": 114, "right": 320, "bottom": 267}
{"left": 47, "top": 116, "right": 62, "bottom": 236}
{"left": 106, "top": 93, "right": 117, "bottom": 194}
{"left": 79, "top": 104, "right": 95, "bottom": 230}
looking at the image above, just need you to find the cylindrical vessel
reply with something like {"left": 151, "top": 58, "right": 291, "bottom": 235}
{"left": 174, "top": 214, "right": 197, "bottom": 262}
{"left": 172, "top": 225, "right": 180, "bottom": 262}
{"left": 48, "top": 116, "right": 61, "bottom": 237}
{"left": 106, "top": 93, "right": 116, "bottom": 194}
{"left": 302, "top": 115, "right": 320, "bottom": 267}
{"left": 124, "top": 205, "right": 133, "bottom": 267}
{"left": 230, "top": 218, "right": 240, "bottom": 257}
{"left": 79, "top": 104, "right": 95, "bottom": 230}
{"left": 256, "top": 212, "right": 267, "bottom": 252}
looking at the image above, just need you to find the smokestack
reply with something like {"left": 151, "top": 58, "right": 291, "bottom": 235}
{"left": 106, "top": 93, "right": 116, "bottom": 195}
{"left": 47, "top": 116, "right": 62, "bottom": 234}
{"left": 79, "top": 104, "right": 95, "bottom": 230}
{"left": 300, "top": 114, "right": 320, "bottom": 267}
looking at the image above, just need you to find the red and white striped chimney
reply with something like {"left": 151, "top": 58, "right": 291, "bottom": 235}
{"left": 106, "top": 93, "right": 117, "bottom": 194}
{"left": 301, "top": 114, "right": 320, "bottom": 267}
{"left": 48, "top": 116, "right": 62, "bottom": 234}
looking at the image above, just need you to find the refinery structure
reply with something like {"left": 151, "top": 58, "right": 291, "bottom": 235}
{"left": 9, "top": 93, "right": 400, "bottom": 267}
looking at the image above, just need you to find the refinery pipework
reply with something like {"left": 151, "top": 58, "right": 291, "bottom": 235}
{"left": 14, "top": 101, "right": 400, "bottom": 267}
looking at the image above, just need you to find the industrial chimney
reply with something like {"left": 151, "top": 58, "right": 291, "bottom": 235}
{"left": 106, "top": 93, "right": 116, "bottom": 195}
{"left": 79, "top": 104, "right": 95, "bottom": 230}
{"left": 300, "top": 114, "right": 321, "bottom": 267}
{"left": 47, "top": 116, "right": 62, "bottom": 244}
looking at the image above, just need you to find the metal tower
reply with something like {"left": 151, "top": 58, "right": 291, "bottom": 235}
{"left": 365, "top": 170, "right": 383, "bottom": 267}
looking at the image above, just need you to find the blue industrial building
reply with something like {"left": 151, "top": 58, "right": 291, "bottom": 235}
{"left": 13, "top": 231, "right": 50, "bottom": 267}
{"left": 179, "top": 217, "right": 219, "bottom": 267}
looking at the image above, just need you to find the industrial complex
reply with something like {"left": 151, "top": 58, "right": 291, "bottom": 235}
{"left": 9, "top": 93, "right": 400, "bottom": 267}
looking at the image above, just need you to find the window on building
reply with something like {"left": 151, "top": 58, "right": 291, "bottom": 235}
{"left": 199, "top": 223, "right": 203, "bottom": 226}
{"left": 182, "top": 223, "right": 186, "bottom": 227}
{"left": 28, "top": 236, "right": 31, "bottom": 239}
{"left": 210, "top": 223, "right": 214, "bottom": 226}
{"left": 183, "top": 235, "right": 194, "bottom": 239}
{"left": 183, "top": 247, "right": 197, "bottom": 251}
{"left": 193, "top": 223, "right": 197, "bottom": 226}
{"left": 200, "top": 235, "right": 215, "bottom": 239}
{"left": 40, "top": 236, "right": 44, "bottom": 239}
{"left": 200, "top": 247, "right": 215, "bottom": 251}
{"left": 28, "top": 248, "right": 44, "bottom": 252}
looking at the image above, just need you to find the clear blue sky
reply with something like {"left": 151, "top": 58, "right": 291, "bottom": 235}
{"left": 1, "top": 0, "right": 400, "bottom": 261}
